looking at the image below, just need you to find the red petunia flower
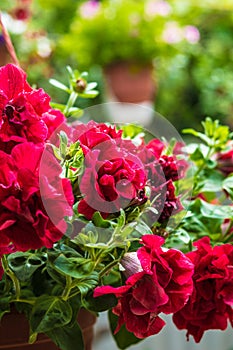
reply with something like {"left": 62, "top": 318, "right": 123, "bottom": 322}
{"left": 78, "top": 145, "right": 147, "bottom": 220}
{"left": 173, "top": 236, "right": 233, "bottom": 342}
{"left": 0, "top": 142, "right": 74, "bottom": 251}
{"left": 94, "top": 235, "right": 194, "bottom": 339}
{"left": 71, "top": 120, "right": 122, "bottom": 155}
{"left": 0, "top": 64, "right": 65, "bottom": 153}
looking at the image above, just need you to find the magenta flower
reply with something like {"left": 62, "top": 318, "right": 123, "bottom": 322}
{"left": 173, "top": 237, "right": 233, "bottom": 342}
{"left": 0, "top": 64, "right": 65, "bottom": 153}
{"left": 94, "top": 235, "right": 194, "bottom": 339}
{"left": 78, "top": 147, "right": 147, "bottom": 219}
{"left": 0, "top": 142, "right": 73, "bottom": 252}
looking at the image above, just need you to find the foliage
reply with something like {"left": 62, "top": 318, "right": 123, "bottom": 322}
{"left": 156, "top": 6, "right": 233, "bottom": 129}
{"left": 60, "top": 0, "right": 200, "bottom": 69}
{"left": 0, "top": 61, "right": 233, "bottom": 349}
{"left": 1, "top": 0, "right": 232, "bottom": 132}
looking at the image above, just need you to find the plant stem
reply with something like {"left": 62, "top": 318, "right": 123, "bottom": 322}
{"left": 63, "top": 91, "right": 78, "bottom": 116}
{"left": 0, "top": 13, "right": 20, "bottom": 66}
{"left": 1, "top": 255, "right": 21, "bottom": 299}
{"left": 11, "top": 299, "right": 35, "bottom": 305}
{"left": 62, "top": 275, "right": 73, "bottom": 300}
{"left": 99, "top": 259, "right": 120, "bottom": 278}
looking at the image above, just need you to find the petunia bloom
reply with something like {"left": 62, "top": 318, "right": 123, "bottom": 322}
{"left": 173, "top": 236, "right": 233, "bottom": 342}
{"left": 0, "top": 142, "right": 73, "bottom": 251}
{"left": 0, "top": 64, "right": 65, "bottom": 153}
{"left": 94, "top": 235, "right": 194, "bottom": 338}
{"left": 78, "top": 146, "right": 147, "bottom": 219}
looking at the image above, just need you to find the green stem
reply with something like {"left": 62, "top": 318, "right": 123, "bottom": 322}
{"left": 1, "top": 255, "right": 21, "bottom": 299}
{"left": 62, "top": 275, "right": 73, "bottom": 301}
{"left": 11, "top": 299, "right": 35, "bottom": 305}
{"left": 63, "top": 91, "right": 78, "bottom": 116}
{"left": 99, "top": 259, "right": 120, "bottom": 278}
{"left": 68, "top": 290, "right": 80, "bottom": 300}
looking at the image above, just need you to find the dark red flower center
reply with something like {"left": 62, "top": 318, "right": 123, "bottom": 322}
{"left": 4, "top": 105, "right": 15, "bottom": 120}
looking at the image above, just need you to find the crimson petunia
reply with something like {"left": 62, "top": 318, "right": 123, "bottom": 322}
{"left": 94, "top": 235, "right": 194, "bottom": 339}
{"left": 173, "top": 236, "right": 233, "bottom": 342}
{"left": 0, "top": 64, "right": 65, "bottom": 153}
{"left": 0, "top": 142, "right": 74, "bottom": 251}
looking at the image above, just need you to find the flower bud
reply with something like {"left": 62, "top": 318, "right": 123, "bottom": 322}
{"left": 120, "top": 252, "right": 143, "bottom": 279}
{"left": 75, "top": 78, "right": 87, "bottom": 93}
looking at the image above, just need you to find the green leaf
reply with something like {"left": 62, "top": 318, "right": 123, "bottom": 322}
{"left": 79, "top": 90, "right": 99, "bottom": 98}
{"left": 182, "top": 128, "right": 211, "bottom": 145}
{"left": 92, "top": 212, "right": 112, "bottom": 228}
{"left": 108, "top": 310, "right": 142, "bottom": 349}
{"left": 85, "top": 292, "right": 117, "bottom": 312}
{"left": 7, "top": 252, "right": 46, "bottom": 282}
{"left": 46, "top": 320, "right": 84, "bottom": 350}
{"left": 116, "top": 209, "right": 126, "bottom": 229}
{"left": 190, "top": 146, "right": 205, "bottom": 162}
{"left": 183, "top": 118, "right": 230, "bottom": 149}
{"left": 59, "top": 130, "right": 68, "bottom": 158}
{"left": 49, "top": 79, "right": 70, "bottom": 93}
{"left": 199, "top": 199, "right": 233, "bottom": 219}
{"left": 189, "top": 198, "right": 233, "bottom": 220}
{"left": 86, "top": 82, "right": 98, "bottom": 91}
{"left": 66, "top": 65, "right": 76, "bottom": 80}
{"left": 70, "top": 272, "right": 99, "bottom": 296}
{"left": 121, "top": 124, "right": 144, "bottom": 139}
{"left": 201, "top": 170, "right": 225, "bottom": 192}
{"left": 54, "top": 255, "right": 95, "bottom": 279}
{"left": 167, "top": 228, "right": 191, "bottom": 247}
{"left": 68, "top": 294, "right": 82, "bottom": 325}
{"left": 202, "top": 118, "right": 230, "bottom": 146}
{"left": 80, "top": 72, "right": 88, "bottom": 78}
{"left": 67, "top": 107, "right": 83, "bottom": 118}
{"left": 129, "top": 220, "right": 153, "bottom": 238}
{"left": 223, "top": 175, "right": 233, "bottom": 199}
{"left": 30, "top": 296, "right": 72, "bottom": 333}
{"left": 50, "top": 102, "right": 66, "bottom": 111}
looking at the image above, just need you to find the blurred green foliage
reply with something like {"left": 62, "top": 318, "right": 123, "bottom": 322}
{"left": 156, "top": 7, "right": 233, "bottom": 129}
{"left": 60, "top": 0, "right": 200, "bottom": 69}
{"left": 0, "top": 0, "right": 232, "bottom": 130}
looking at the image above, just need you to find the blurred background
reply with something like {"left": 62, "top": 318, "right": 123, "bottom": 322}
{"left": 0, "top": 0, "right": 233, "bottom": 132}
{"left": 0, "top": 1, "right": 233, "bottom": 349}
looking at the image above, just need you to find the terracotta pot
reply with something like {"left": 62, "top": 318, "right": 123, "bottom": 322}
{"left": 0, "top": 308, "right": 96, "bottom": 350}
{"left": 77, "top": 308, "right": 97, "bottom": 350}
{"left": 0, "top": 309, "right": 57, "bottom": 350}
{"left": 104, "top": 61, "right": 156, "bottom": 103}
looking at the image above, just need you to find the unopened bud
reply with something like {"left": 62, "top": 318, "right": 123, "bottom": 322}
{"left": 120, "top": 252, "right": 143, "bottom": 279}
{"left": 75, "top": 78, "right": 87, "bottom": 93}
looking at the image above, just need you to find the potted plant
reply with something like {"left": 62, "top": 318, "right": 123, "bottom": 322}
{"left": 60, "top": 0, "right": 200, "bottom": 103}
{"left": 0, "top": 57, "right": 233, "bottom": 350}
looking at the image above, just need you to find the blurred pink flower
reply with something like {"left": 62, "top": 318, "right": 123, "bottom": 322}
{"left": 145, "top": 0, "right": 171, "bottom": 17}
{"left": 184, "top": 25, "right": 200, "bottom": 44}
{"left": 162, "top": 22, "right": 183, "bottom": 44}
{"left": 79, "top": 1, "right": 100, "bottom": 19}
